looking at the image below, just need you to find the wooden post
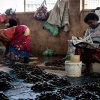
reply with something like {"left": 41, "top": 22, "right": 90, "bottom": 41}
{"left": 24, "top": 0, "right": 26, "bottom": 12}
{"left": 82, "top": 0, "right": 84, "bottom": 10}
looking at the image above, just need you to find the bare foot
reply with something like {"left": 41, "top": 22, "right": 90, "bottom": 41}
{"left": 92, "top": 55, "right": 100, "bottom": 63}
{"left": 82, "top": 63, "right": 93, "bottom": 74}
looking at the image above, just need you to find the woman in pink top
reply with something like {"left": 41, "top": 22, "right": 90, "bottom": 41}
{"left": 0, "top": 19, "right": 31, "bottom": 66}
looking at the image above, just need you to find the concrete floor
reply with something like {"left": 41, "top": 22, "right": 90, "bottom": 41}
{"left": 92, "top": 63, "right": 100, "bottom": 73}
{"left": 0, "top": 56, "right": 100, "bottom": 77}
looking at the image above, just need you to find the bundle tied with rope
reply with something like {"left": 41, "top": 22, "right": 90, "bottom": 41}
{"left": 34, "top": 0, "right": 48, "bottom": 20}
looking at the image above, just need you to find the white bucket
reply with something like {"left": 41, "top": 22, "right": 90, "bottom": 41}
{"left": 65, "top": 61, "right": 82, "bottom": 77}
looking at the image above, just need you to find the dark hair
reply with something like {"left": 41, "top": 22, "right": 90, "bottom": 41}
{"left": 8, "top": 18, "right": 17, "bottom": 28}
{"left": 84, "top": 13, "right": 99, "bottom": 23}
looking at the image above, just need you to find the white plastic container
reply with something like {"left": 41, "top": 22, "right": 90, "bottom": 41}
{"left": 65, "top": 61, "right": 82, "bottom": 77}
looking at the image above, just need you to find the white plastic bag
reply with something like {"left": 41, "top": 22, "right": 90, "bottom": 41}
{"left": 67, "top": 40, "right": 76, "bottom": 55}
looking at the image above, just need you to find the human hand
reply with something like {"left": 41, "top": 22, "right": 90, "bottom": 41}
{"left": 77, "top": 37, "right": 83, "bottom": 40}
{"left": 96, "top": 45, "right": 100, "bottom": 51}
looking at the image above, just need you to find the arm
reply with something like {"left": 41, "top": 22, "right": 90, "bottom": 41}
{"left": 0, "top": 31, "right": 11, "bottom": 42}
{"left": 84, "top": 29, "right": 91, "bottom": 37}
